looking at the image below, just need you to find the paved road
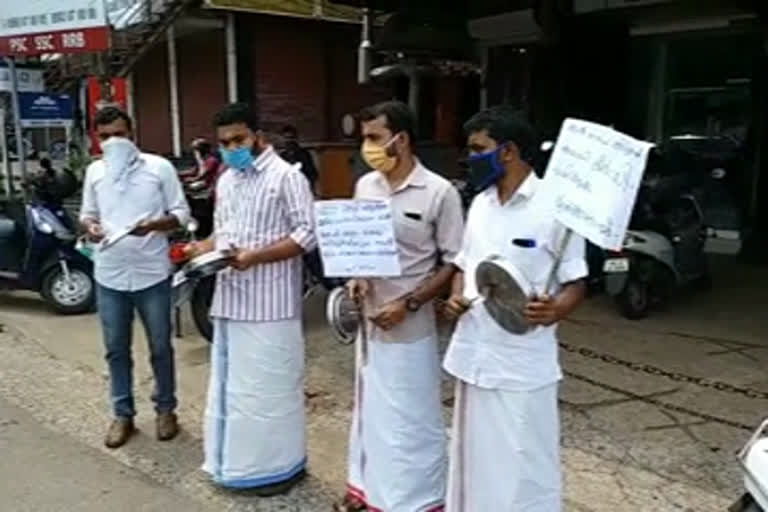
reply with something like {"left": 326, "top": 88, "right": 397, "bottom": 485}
{"left": 0, "top": 397, "right": 212, "bottom": 512}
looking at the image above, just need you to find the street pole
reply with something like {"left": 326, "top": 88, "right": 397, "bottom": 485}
{"left": 167, "top": 25, "right": 181, "bottom": 158}
{"left": 5, "top": 57, "right": 27, "bottom": 201}
{"left": 0, "top": 108, "right": 11, "bottom": 200}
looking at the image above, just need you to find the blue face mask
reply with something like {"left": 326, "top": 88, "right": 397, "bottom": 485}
{"left": 220, "top": 146, "right": 253, "bottom": 172}
{"left": 467, "top": 147, "right": 504, "bottom": 192}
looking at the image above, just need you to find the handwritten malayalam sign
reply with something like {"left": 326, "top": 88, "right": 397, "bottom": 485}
{"left": 542, "top": 119, "right": 653, "bottom": 251}
{"left": 315, "top": 199, "right": 402, "bottom": 277}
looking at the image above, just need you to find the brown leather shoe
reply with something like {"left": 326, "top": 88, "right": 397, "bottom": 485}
{"left": 105, "top": 418, "right": 136, "bottom": 449}
{"left": 156, "top": 412, "right": 179, "bottom": 441}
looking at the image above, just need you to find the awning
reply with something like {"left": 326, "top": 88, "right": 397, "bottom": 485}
{"left": 203, "top": 0, "right": 361, "bottom": 22}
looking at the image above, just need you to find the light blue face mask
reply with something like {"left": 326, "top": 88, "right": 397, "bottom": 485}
{"left": 220, "top": 146, "right": 253, "bottom": 172}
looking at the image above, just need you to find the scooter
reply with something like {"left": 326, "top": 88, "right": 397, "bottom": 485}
{"left": 731, "top": 419, "right": 768, "bottom": 512}
{"left": 603, "top": 169, "right": 710, "bottom": 319}
{"left": 0, "top": 193, "right": 95, "bottom": 314}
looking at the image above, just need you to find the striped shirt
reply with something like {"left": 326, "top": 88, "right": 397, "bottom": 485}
{"left": 210, "top": 146, "right": 316, "bottom": 322}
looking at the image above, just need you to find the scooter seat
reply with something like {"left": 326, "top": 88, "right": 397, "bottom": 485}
{"left": 0, "top": 217, "right": 16, "bottom": 239}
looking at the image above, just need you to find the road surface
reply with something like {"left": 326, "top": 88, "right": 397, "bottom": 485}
{"left": 0, "top": 397, "right": 212, "bottom": 512}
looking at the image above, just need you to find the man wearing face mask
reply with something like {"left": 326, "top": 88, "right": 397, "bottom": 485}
{"left": 186, "top": 103, "right": 315, "bottom": 495}
{"left": 336, "top": 101, "right": 464, "bottom": 512}
{"left": 79, "top": 107, "right": 190, "bottom": 449}
{"left": 442, "top": 106, "right": 588, "bottom": 511}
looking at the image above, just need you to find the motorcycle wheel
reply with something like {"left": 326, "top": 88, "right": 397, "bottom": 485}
{"left": 40, "top": 263, "right": 95, "bottom": 314}
{"left": 191, "top": 275, "right": 215, "bottom": 343}
{"left": 616, "top": 277, "right": 650, "bottom": 320}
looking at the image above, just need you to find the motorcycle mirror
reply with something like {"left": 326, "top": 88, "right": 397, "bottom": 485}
{"left": 187, "top": 218, "right": 199, "bottom": 233}
{"left": 711, "top": 168, "right": 726, "bottom": 180}
{"left": 540, "top": 141, "right": 554, "bottom": 152}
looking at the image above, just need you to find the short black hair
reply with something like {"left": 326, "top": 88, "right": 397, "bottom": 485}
{"left": 464, "top": 106, "right": 537, "bottom": 161}
{"left": 359, "top": 100, "right": 416, "bottom": 142}
{"left": 281, "top": 125, "right": 298, "bottom": 137}
{"left": 214, "top": 103, "right": 258, "bottom": 131}
{"left": 93, "top": 106, "right": 133, "bottom": 131}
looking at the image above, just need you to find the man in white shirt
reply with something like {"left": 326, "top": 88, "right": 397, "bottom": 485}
{"left": 80, "top": 107, "right": 190, "bottom": 449}
{"left": 188, "top": 103, "right": 316, "bottom": 496}
{"left": 443, "top": 106, "right": 588, "bottom": 511}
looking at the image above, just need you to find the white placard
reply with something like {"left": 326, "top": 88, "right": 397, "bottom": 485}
{"left": 542, "top": 118, "right": 653, "bottom": 251}
{"left": 314, "top": 199, "right": 401, "bottom": 278}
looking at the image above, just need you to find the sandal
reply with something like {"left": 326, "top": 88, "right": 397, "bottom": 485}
{"left": 333, "top": 494, "right": 367, "bottom": 511}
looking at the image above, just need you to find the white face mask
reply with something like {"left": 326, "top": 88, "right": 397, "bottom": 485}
{"left": 101, "top": 137, "right": 140, "bottom": 179}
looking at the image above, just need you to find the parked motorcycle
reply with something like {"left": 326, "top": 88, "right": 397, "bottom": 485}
{"left": 0, "top": 183, "right": 95, "bottom": 313}
{"left": 176, "top": 163, "right": 214, "bottom": 239}
{"left": 602, "top": 164, "right": 712, "bottom": 319}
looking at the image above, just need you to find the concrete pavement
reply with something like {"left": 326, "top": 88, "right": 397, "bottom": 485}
{"left": 0, "top": 256, "right": 764, "bottom": 510}
{"left": 0, "top": 397, "right": 212, "bottom": 512}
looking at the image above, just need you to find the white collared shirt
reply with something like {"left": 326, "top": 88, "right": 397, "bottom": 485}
{"left": 210, "top": 146, "right": 316, "bottom": 322}
{"left": 80, "top": 153, "right": 190, "bottom": 292}
{"left": 443, "top": 173, "right": 588, "bottom": 391}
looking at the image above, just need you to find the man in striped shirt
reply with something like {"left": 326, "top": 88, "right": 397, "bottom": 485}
{"left": 188, "top": 103, "right": 316, "bottom": 496}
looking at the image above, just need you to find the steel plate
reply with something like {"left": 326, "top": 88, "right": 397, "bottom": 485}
{"left": 183, "top": 249, "right": 233, "bottom": 280}
{"left": 475, "top": 255, "right": 534, "bottom": 335}
{"left": 326, "top": 286, "right": 359, "bottom": 345}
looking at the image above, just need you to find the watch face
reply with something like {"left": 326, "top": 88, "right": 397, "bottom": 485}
{"left": 406, "top": 297, "right": 420, "bottom": 312}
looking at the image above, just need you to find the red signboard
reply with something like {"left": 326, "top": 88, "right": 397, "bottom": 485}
{"left": 87, "top": 77, "right": 128, "bottom": 155}
{"left": 0, "top": 26, "right": 109, "bottom": 56}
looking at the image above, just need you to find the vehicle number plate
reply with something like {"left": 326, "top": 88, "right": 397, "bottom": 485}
{"left": 603, "top": 258, "right": 629, "bottom": 273}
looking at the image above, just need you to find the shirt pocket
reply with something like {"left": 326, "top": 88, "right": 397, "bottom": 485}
{"left": 394, "top": 210, "right": 431, "bottom": 249}
{"left": 504, "top": 231, "right": 550, "bottom": 293}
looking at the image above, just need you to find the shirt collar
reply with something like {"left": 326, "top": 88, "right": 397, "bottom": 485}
{"left": 252, "top": 145, "right": 276, "bottom": 172}
{"left": 485, "top": 171, "right": 539, "bottom": 206}
{"left": 376, "top": 159, "right": 428, "bottom": 194}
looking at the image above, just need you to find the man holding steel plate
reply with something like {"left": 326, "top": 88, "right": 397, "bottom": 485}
{"left": 337, "top": 101, "right": 464, "bottom": 512}
{"left": 186, "top": 103, "right": 316, "bottom": 496}
{"left": 442, "top": 106, "right": 588, "bottom": 512}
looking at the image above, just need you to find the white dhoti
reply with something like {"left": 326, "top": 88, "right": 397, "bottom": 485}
{"left": 346, "top": 335, "right": 447, "bottom": 512}
{"left": 203, "top": 317, "right": 306, "bottom": 488}
{"left": 446, "top": 380, "right": 561, "bottom": 512}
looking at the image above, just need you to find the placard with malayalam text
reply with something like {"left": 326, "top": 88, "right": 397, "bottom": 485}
{"left": 542, "top": 119, "right": 653, "bottom": 251}
{"left": 314, "top": 199, "right": 401, "bottom": 278}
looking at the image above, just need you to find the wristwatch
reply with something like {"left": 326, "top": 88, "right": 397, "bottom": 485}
{"left": 405, "top": 295, "right": 422, "bottom": 313}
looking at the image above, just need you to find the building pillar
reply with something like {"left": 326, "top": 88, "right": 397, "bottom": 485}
{"left": 226, "top": 12, "right": 238, "bottom": 103}
{"left": 167, "top": 25, "right": 182, "bottom": 157}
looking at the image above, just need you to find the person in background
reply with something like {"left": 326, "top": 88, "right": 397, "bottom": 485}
{"left": 31, "top": 158, "right": 59, "bottom": 205}
{"left": 442, "top": 106, "right": 588, "bottom": 511}
{"left": 79, "top": 107, "right": 190, "bottom": 449}
{"left": 190, "top": 137, "right": 222, "bottom": 188}
{"left": 336, "top": 101, "right": 464, "bottom": 512}
{"left": 280, "top": 125, "right": 318, "bottom": 193}
{"left": 187, "top": 103, "right": 316, "bottom": 495}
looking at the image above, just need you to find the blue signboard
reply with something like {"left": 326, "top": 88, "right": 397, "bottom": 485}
{"left": 18, "top": 92, "right": 74, "bottom": 127}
